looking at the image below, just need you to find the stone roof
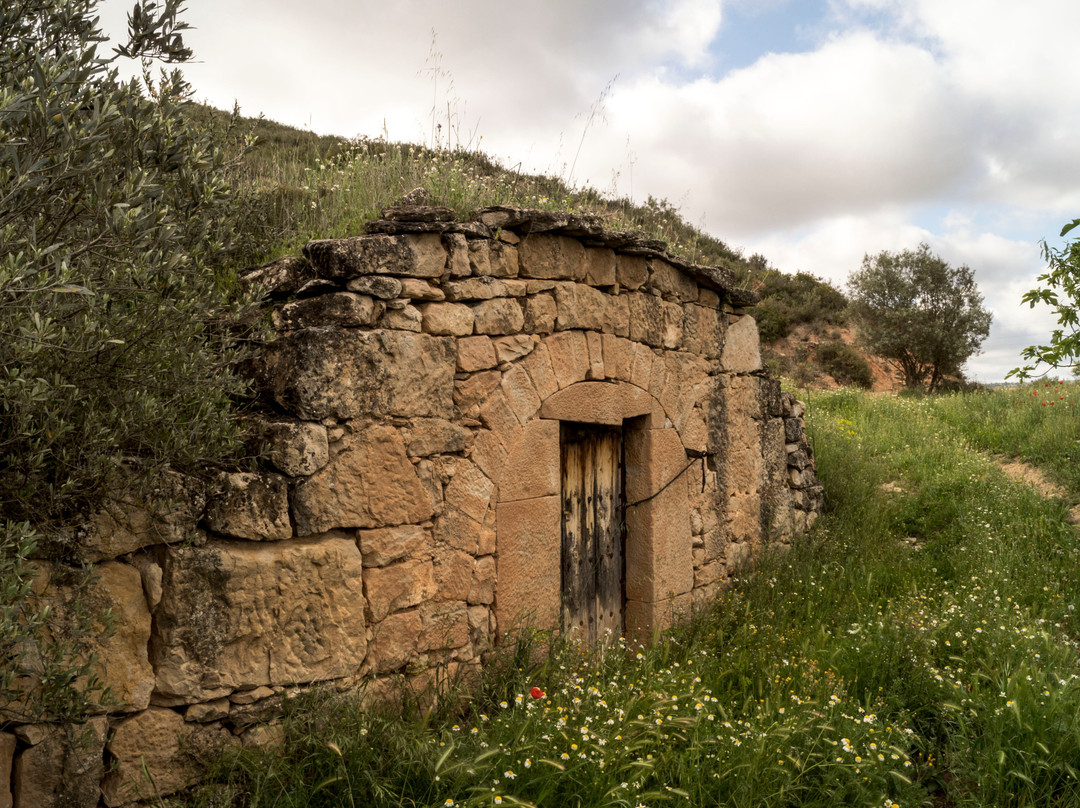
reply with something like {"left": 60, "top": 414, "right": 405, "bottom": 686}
{"left": 361, "top": 205, "right": 759, "bottom": 307}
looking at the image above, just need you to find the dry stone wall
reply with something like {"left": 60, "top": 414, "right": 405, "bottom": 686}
{"left": 6, "top": 205, "right": 822, "bottom": 808}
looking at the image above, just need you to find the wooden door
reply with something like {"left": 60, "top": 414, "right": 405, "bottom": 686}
{"left": 560, "top": 422, "right": 625, "bottom": 645}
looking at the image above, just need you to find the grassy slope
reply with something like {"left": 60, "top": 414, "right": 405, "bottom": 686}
{"left": 187, "top": 382, "right": 1080, "bottom": 808}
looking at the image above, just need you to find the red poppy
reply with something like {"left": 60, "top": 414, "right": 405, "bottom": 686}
{"left": 529, "top": 687, "right": 545, "bottom": 699}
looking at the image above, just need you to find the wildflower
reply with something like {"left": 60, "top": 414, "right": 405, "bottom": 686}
{"left": 504, "top": 770, "right": 516, "bottom": 780}
{"left": 530, "top": 686, "right": 545, "bottom": 699}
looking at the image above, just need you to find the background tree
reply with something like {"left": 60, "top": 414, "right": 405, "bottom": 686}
{"left": 0, "top": 0, "right": 257, "bottom": 719}
{"left": 1010, "top": 219, "right": 1080, "bottom": 379}
{"left": 847, "top": 244, "right": 992, "bottom": 392}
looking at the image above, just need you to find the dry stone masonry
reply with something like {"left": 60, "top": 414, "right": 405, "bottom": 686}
{"left": 7, "top": 205, "right": 822, "bottom": 807}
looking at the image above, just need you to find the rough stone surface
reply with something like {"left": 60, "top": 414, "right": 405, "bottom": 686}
{"left": 472, "top": 298, "right": 524, "bottom": 335}
{"left": 265, "top": 420, "right": 329, "bottom": 477}
{"left": 405, "top": 417, "right": 471, "bottom": 457}
{"left": 421, "top": 302, "right": 475, "bottom": 336}
{"left": 13, "top": 718, "right": 107, "bottom": 808}
{"left": 292, "top": 425, "right": 434, "bottom": 535}
{"left": 720, "top": 314, "right": 762, "bottom": 373}
{"left": 273, "top": 292, "right": 379, "bottom": 331}
{"left": 456, "top": 335, "right": 498, "bottom": 371}
{"left": 496, "top": 496, "right": 562, "bottom": 632}
{"left": 204, "top": 472, "right": 292, "bottom": 541}
{"left": 359, "top": 525, "right": 433, "bottom": 568}
{"left": 258, "top": 329, "right": 455, "bottom": 421}
{"left": 364, "top": 559, "right": 437, "bottom": 622}
{"left": 346, "top": 275, "right": 403, "bottom": 299}
{"left": 518, "top": 235, "right": 586, "bottom": 280}
{"left": 151, "top": 536, "right": 367, "bottom": 702}
{"left": 84, "top": 470, "right": 204, "bottom": 559}
{"left": 304, "top": 233, "right": 446, "bottom": 279}
{"left": 102, "top": 708, "right": 235, "bottom": 807}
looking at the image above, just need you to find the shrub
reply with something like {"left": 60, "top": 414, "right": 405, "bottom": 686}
{"left": 817, "top": 340, "right": 874, "bottom": 389}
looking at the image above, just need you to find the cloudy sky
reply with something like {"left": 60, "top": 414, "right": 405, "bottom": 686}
{"left": 98, "top": 0, "right": 1080, "bottom": 381}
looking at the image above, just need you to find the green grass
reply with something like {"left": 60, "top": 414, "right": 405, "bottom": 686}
{"left": 179, "top": 383, "right": 1080, "bottom": 808}
{"left": 204, "top": 105, "right": 750, "bottom": 278}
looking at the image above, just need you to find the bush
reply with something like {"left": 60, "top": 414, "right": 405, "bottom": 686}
{"left": 751, "top": 271, "right": 848, "bottom": 342}
{"left": 816, "top": 341, "right": 874, "bottom": 389}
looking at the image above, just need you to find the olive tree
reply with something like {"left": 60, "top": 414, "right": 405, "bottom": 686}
{"left": 0, "top": 0, "right": 256, "bottom": 719}
{"left": 1009, "top": 219, "right": 1080, "bottom": 379}
{"left": 847, "top": 244, "right": 992, "bottom": 392}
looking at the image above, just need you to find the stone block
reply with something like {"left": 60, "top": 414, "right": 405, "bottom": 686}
{"left": 14, "top": 718, "right": 107, "bottom": 808}
{"left": 602, "top": 334, "right": 634, "bottom": 382}
{"left": 258, "top": 329, "right": 455, "bottom": 421}
{"left": 489, "top": 240, "right": 519, "bottom": 277}
{"left": 273, "top": 292, "right": 378, "bottom": 331}
{"left": 292, "top": 426, "right": 433, "bottom": 535}
{"left": 493, "top": 334, "right": 536, "bottom": 364}
{"left": 345, "top": 276, "right": 402, "bottom": 299}
{"left": 359, "top": 525, "right": 433, "bottom": 567}
{"left": 720, "top": 314, "right": 762, "bottom": 373}
{"left": 433, "top": 547, "right": 474, "bottom": 602}
{"left": 545, "top": 330, "right": 590, "bottom": 389}
{"left": 629, "top": 341, "right": 655, "bottom": 390}
{"left": 266, "top": 420, "right": 329, "bottom": 477}
{"left": 624, "top": 428, "right": 694, "bottom": 602}
{"left": 518, "top": 235, "right": 586, "bottom": 280}
{"left": 400, "top": 278, "right": 445, "bottom": 301}
{"left": 616, "top": 254, "right": 649, "bottom": 290}
{"left": 102, "top": 708, "right": 235, "bottom": 807}
{"left": 304, "top": 233, "right": 446, "bottom": 279}
{"left": 495, "top": 496, "right": 561, "bottom": 632}
{"left": 554, "top": 282, "right": 609, "bottom": 331}
{"left": 444, "top": 277, "right": 508, "bottom": 301}
{"left": 648, "top": 259, "right": 698, "bottom": 302}
{"left": 584, "top": 248, "right": 616, "bottom": 286}
{"left": 364, "top": 559, "right": 437, "bottom": 622}
{"left": 28, "top": 562, "right": 154, "bottom": 712}
{"left": 204, "top": 472, "right": 291, "bottom": 541}
{"left": 478, "top": 389, "right": 524, "bottom": 445}
{"left": 418, "top": 602, "right": 471, "bottom": 655}
{"left": 445, "top": 232, "right": 470, "bottom": 277}
{"left": 586, "top": 331, "right": 605, "bottom": 379}
{"left": 457, "top": 336, "right": 498, "bottom": 372}
{"left": 151, "top": 536, "right": 367, "bottom": 702}
{"left": 627, "top": 292, "right": 665, "bottom": 348}
{"left": 523, "top": 294, "right": 557, "bottom": 334}
{"left": 500, "top": 364, "right": 542, "bottom": 424}
{"left": 469, "top": 429, "right": 508, "bottom": 486}
{"left": 472, "top": 298, "right": 524, "bottom": 335}
{"left": 421, "top": 302, "right": 475, "bottom": 336}
{"left": 520, "top": 341, "right": 559, "bottom": 401}
{"left": 405, "top": 417, "right": 471, "bottom": 457}
{"left": 606, "top": 293, "right": 630, "bottom": 336}
{"left": 434, "top": 509, "right": 484, "bottom": 555}
{"left": 539, "top": 381, "right": 662, "bottom": 426}
{"left": 381, "top": 303, "right": 422, "bottom": 332}
{"left": 443, "top": 457, "right": 495, "bottom": 523}
{"left": 698, "top": 288, "right": 720, "bottom": 308}
{"left": 186, "top": 698, "right": 230, "bottom": 722}
{"left": 500, "top": 418, "right": 560, "bottom": 502}
{"left": 372, "top": 609, "right": 422, "bottom": 673}
{"left": 469, "top": 556, "right": 496, "bottom": 605}
{"left": 683, "top": 304, "right": 721, "bottom": 358}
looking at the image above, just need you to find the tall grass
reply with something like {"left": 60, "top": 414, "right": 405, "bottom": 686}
{"left": 195, "top": 106, "right": 749, "bottom": 277}
{"left": 182, "top": 383, "right": 1080, "bottom": 808}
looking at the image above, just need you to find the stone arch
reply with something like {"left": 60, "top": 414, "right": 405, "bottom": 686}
{"left": 494, "top": 379, "right": 694, "bottom": 642}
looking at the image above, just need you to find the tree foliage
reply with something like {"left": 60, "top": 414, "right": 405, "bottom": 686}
{"left": 1, "top": 0, "right": 256, "bottom": 528}
{"left": 1010, "top": 219, "right": 1080, "bottom": 379}
{"left": 847, "top": 244, "right": 992, "bottom": 392}
{"left": 0, "top": 0, "right": 257, "bottom": 719}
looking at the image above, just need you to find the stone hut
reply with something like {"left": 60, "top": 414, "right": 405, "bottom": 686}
{"left": 5, "top": 206, "right": 822, "bottom": 807}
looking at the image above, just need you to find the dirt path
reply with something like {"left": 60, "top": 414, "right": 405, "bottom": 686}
{"left": 992, "top": 456, "right": 1080, "bottom": 525}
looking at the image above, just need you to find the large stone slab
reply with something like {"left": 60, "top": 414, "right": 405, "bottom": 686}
{"left": 258, "top": 328, "right": 455, "bottom": 421}
{"left": 495, "top": 496, "right": 561, "bottom": 633}
{"left": 304, "top": 233, "right": 446, "bottom": 279}
{"left": 203, "top": 472, "right": 292, "bottom": 541}
{"left": 101, "top": 708, "right": 235, "bottom": 807}
{"left": 720, "top": 314, "right": 762, "bottom": 373}
{"left": 151, "top": 536, "right": 367, "bottom": 702}
{"left": 291, "top": 425, "right": 434, "bottom": 535}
